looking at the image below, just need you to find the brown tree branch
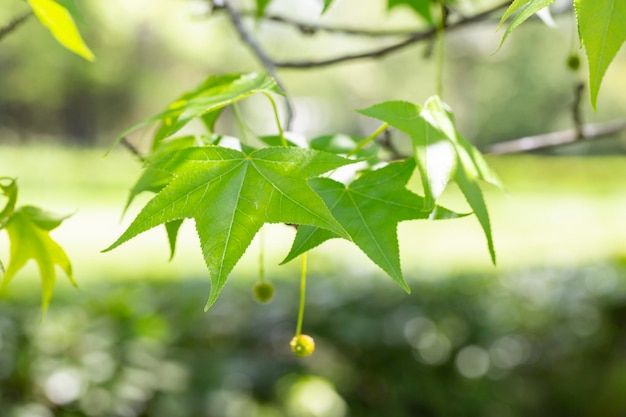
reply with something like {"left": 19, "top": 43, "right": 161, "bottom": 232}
{"left": 221, "top": 0, "right": 295, "bottom": 129}
{"left": 272, "top": 1, "right": 511, "bottom": 69}
{"left": 210, "top": 6, "right": 427, "bottom": 37}
{"left": 0, "top": 12, "right": 32, "bottom": 43}
{"left": 485, "top": 120, "right": 626, "bottom": 154}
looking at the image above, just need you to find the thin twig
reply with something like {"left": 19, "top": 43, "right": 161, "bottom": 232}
{"left": 210, "top": 5, "right": 425, "bottom": 37}
{"left": 273, "top": 1, "right": 511, "bottom": 69}
{"left": 120, "top": 137, "right": 146, "bottom": 162}
{"left": 222, "top": 0, "right": 294, "bottom": 129}
{"left": 0, "top": 12, "right": 33, "bottom": 43}
{"left": 210, "top": 0, "right": 571, "bottom": 39}
{"left": 572, "top": 82, "right": 585, "bottom": 139}
{"left": 377, "top": 130, "right": 404, "bottom": 160}
{"left": 485, "top": 120, "right": 626, "bottom": 154}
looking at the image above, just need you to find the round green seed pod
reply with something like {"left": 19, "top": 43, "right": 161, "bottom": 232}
{"left": 290, "top": 334, "right": 315, "bottom": 357}
{"left": 567, "top": 54, "right": 580, "bottom": 71}
{"left": 253, "top": 281, "right": 274, "bottom": 303}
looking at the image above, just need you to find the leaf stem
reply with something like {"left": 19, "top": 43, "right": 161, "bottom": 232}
{"left": 295, "top": 253, "right": 307, "bottom": 337}
{"left": 263, "top": 92, "right": 287, "bottom": 147}
{"left": 348, "top": 122, "right": 389, "bottom": 157}
{"left": 435, "top": 1, "right": 446, "bottom": 98}
{"left": 258, "top": 228, "right": 265, "bottom": 282}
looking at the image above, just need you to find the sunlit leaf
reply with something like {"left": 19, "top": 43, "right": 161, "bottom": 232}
{"left": 359, "top": 96, "right": 502, "bottom": 264}
{"left": 53, "top": 0, "right": 83, "bottom": 23}
{"left": 358, "top": 100, "right": 454, "bottom": 210}
{"left": 105, "top": 146, "right": 354, "bottom": 309}
{"left": 27, "top": 0, "right": 94, "bottom": 61}
{"left": 575, "top": 0, "right": 626, "bottom": 109}
{"left": 2, "top": 206, "right": 74, "bottom": 314}
{"left": 282, "top": 158, "right": 465, "bottom": 291}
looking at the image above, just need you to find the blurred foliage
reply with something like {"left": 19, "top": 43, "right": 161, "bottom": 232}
{"left": 2, "top": 260, "right": 626, "bottom": 416}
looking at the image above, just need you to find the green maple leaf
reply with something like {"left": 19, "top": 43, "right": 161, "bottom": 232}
{"left": 105, "top": 146, "right": 354, "bottom": 310}
{"left": 387, "top": 0, "right": 433, "bottom": 24}
{"left": 358, "top": 96, "right": 502, "bottom": 264}
{"left": 282, "top": 158, "right": 464, "bottom": 291}
{"left": 2, "top": 206, "right": 74, "bottom": 314}
{"left": 575, "top": 0, "right": 626, "bottom": 109}
{"left": 119, "top": 73, "right": 282, "bottom": 259}
{"left": 124, "top": 136, "right": 219, "bottom": 260}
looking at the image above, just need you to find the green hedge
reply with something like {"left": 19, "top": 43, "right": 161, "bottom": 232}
{"left": 1, "top": 262, "right": 626, "bottom": 417}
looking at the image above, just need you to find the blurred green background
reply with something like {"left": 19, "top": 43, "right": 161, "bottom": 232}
{"left": 2, "top": 0, "right": 626, "bottom": 416}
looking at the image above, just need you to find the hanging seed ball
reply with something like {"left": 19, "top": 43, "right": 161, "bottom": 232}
{"left": 253, "top": 281, "right": 274, "bottom": 303}
{"left": 567, "top": 54, "right": 580, "bottom": 71}
{"left": 290, "top": 334, "right": 315, "bottom": 357}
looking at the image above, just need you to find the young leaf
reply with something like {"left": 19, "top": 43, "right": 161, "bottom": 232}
{"left": 387, "top": 0, "right": 433, "bottom": 24}
{"left": 359, "top": 97, "right": 502, "bottom": 264}
{"left": 282, "top": 158, "right": 464, "bottom": 292}
{"left": 575, "top": 0, "right": 626, "bottom": 109}
{"left": 105, "top": 146, "right": 354, "bottom": 310}
{"left": 497, "top": 0, "right": 556, "bottom": 49}
{"left": 1, "top": 206, "right": 74, "bottom": 314}
{"left": 115, "top": 73, "right": 280, "bottom": 149}
{"left": 27, "top": 0, "right": 95, "bottom": 62}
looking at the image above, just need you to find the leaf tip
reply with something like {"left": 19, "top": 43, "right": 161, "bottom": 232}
{"left": 203, "top": 298, "right": 215, "bottom": 312}
{"left": 101, "top": 241, "right": 119, "bottom": 253}
{"left": 490, "top": 248, "right": 497, "bottom": 266}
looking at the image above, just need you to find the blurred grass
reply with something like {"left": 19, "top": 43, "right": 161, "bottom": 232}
{"left": 1, "top": 146, "right": 626, "bottom": 293}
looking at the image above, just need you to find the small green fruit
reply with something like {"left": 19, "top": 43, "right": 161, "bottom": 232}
{"left": 290, "top": 334, "right": 315, "bottom": 357}
{"left": 253, "top": 281, "right": 274, "bottom": 303}
{"left": 567, "top": 54, "right": 580, "bottom": 71}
